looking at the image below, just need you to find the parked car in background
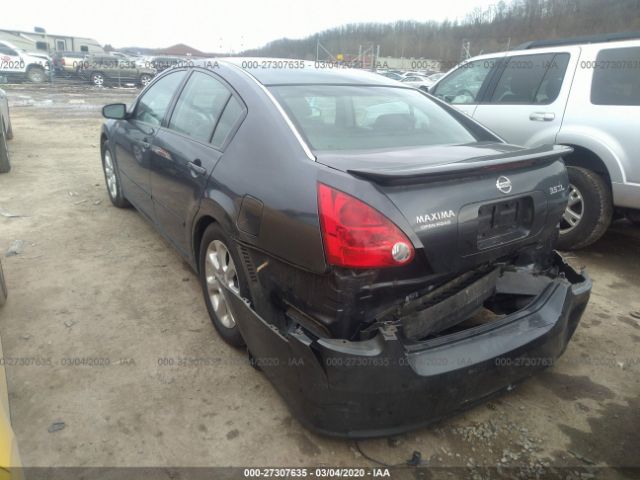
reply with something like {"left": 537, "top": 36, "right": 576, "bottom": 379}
{"left": 0, "top": 40, "right": 50, "bottom": 83}
{"left": 378, "top": 70, "right": 403, "bottom": 81}
{"left": 431, "top": 32, "right": 640, "bottom": 248}
{"left": 401, "top": 74, "right": 434, "bottom": 91}
{"left": 149, "top": 56, "right": 186, "bottom": 72}
{"left": 80, "top": 54, "right": 155, "bottom": 87}
{"left": 110, "top": 52, "right": 147, "bottom": 69}
{"left": 0, "top": 88, "right": 12, "bottom": 173}
{"left": 427, "top": 72, "right": 445, "bottom": 82}
{"left": 51, "top": 51, "right": 87, "bottom": 75}
{"left": 99, "top": 59, "right": 590, "bottom": 437}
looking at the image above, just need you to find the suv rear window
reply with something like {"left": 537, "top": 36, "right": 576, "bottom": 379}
{"left": 270, "top": 85, "right": 476, "bottom": 151}
{"left": 591, "top": 47, "right": 640, "bottom": 106}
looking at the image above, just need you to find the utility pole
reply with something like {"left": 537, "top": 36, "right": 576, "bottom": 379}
{"left": 460, "top": 39, "right": 471, "bottom": 61}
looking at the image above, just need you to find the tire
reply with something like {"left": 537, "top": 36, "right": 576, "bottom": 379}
{"left": 91, "top": 72, "right": 105, "bottom": 87}
{"left": 0, "top": 115, "right": 10, "bottom": 174}
{"left": 557, "top": 166, "right": 612, "bottom": 250}
{"left": 199, "top": 223, "right": 252, "bottom": 347}
{"left": 101, "top": 143, "right": 129, "bottom": 207}
{"left": 26, "top": 66, "right": 46, "bottom": 83}
{"left": 0, "top": 261, "right": 7, "bottom": 307}
{"left": 139, "top": 74, "right": 152, "bottom": 87}
{"left": 6, "top": 119, "right": 12, "bottom": 140}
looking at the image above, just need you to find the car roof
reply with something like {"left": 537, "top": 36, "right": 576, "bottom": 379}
{"left": 459, "top": 38, "right": 640, "bottom": 63}
{"left": 196, "top": 57, "right": 402, "bottom": 86}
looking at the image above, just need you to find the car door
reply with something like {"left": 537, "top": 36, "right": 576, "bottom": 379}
{"left": 112, "top": 69, "right": 187, "bottom": 217}
{"left": 472, "top": 50, "right": 577, "bottom": 147}
{"left": 430, "top": 56, "right": 502, "bottom": 117}
{"left": 150, "top": 70, "right": 246, "bottom": 254}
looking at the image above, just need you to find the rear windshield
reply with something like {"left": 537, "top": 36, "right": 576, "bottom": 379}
{"left": 269, "top": 85, "right": 477, "bottom": 151}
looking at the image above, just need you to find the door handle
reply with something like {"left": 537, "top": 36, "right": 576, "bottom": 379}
{"left": 529, "top": 112, "right": 555, "bottom": 122}
{"left": 188, "top": 159, "right": 206, "bottom": 176}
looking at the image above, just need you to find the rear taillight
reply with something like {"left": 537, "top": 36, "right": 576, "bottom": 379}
{"left": 317, "top": 183, "right": 414, "bottom": 268}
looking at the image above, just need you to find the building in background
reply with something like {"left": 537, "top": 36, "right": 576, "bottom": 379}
{"left": 0, "top": 28, "right": 103, "bottom": 54}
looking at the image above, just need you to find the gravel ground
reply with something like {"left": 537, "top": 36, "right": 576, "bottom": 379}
{"left": 0, "top": 83, "right": 638, "bottom": 479}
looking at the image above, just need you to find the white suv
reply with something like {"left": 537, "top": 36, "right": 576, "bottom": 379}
{"left": 0, "top": 40, "right": 50, "bottom": 83}
{"left": 430, "top": 33, "right": 640, "bottom": 249}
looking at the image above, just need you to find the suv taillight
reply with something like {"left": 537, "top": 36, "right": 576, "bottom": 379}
{"left": 317, "top": 183, "right": 414, "bottom": 268}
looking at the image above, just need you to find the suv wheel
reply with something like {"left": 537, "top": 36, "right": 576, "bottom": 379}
{"left": 91, "top": 72, "right": 105, "bottom": 87}
{"left": 26, "top": 66, "right": 46, "bottom": 83}
{"left": 139, "top": 74, "right": 152, "bottom": 87}
{"left": 0, "top": 116, "right": 10, "bottom": 173}
{"left": 199, "top": 224, "right": 251, "bottom": 347}
{"left": 557, "top": 167, "right": 612, "bottom": 250}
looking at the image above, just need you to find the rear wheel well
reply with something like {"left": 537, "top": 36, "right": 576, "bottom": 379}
{"left": 193, "top": 215, "right": 217, "bottom": 272}
{"left": 562, "top": 145, "right": 612, "bottom": 188}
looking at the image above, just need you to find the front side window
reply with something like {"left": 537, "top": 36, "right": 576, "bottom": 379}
{"left": 431, "top": 58, "right": 496, "bottom": 104}
{"left": 591, "top": 47, "right": 640, "bottom": 106}
{"left": 0, "top": 44, "right": 18, "bottom": 56}
{"left": 132, "top": 70, "right": 186, "bottom": 125}
{"left": 270, "top": 85, "right": 477, "bottom": 151}
{"left": 169, "top": 71, "right": 231, "bottom": 142}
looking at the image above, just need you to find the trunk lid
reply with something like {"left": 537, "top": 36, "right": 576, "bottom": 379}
{"left": 316, "top": 143, "right": 572, "bottom": 274}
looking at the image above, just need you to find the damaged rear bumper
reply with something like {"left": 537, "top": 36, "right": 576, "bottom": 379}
{"left": 222, "top": 253, "right": 591, "bottom": 438}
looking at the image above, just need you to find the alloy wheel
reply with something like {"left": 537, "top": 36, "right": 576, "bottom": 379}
{"left": 103, "top": 150, "right": 118, "bottom": 199}
{"left": 204, "top": 240, "right": 240, "bottom": 329}
{"left": 92, "top": 74, "right": 104, "bottom": 86}
{"left": 560, "top": 183, "right": 584, "bottom": 234}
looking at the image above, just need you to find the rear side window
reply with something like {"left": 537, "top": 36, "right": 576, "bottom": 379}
{"left": 271, "top": 85, "right": 477, "bottom": 151}
{"left": 169, "top": 71, "right": 231, "bottom": 143}
{"left": 535, "top": 53, "right": 570, "bottom": 103}
{"left": 591, "top": 47, "right": 640, "bottom": 106}
{"left": 488, "top": 53, "right": 567, "bottom": 104}
{"left": 211, "top": 96, "right": 243, "bottom": 149}
{"left": 431, "top": 58, "right": 496, "bottom": 104}
{"left": 133, "top": 70, "right": 186, "bottom": 125}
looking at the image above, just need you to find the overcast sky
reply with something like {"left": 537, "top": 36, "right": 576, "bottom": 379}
{"left": 5, "top": 0, "right": 497, "bottom": 52}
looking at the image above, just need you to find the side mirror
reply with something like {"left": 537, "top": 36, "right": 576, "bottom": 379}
{"left": 102, "top": 103, "right": 127, "bottom": 119}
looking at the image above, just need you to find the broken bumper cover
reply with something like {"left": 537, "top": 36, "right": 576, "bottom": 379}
{"left": 223, "top": 255, "right": 591, "bottom": 438}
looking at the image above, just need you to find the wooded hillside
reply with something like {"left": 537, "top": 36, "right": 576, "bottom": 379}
{"left": 241, "top": 0, "right": 640, "bottom": 64}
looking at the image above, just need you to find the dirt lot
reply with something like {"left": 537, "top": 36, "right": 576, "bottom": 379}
{"left": 0, "top": 84, "right": 638, "bottom": 478}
